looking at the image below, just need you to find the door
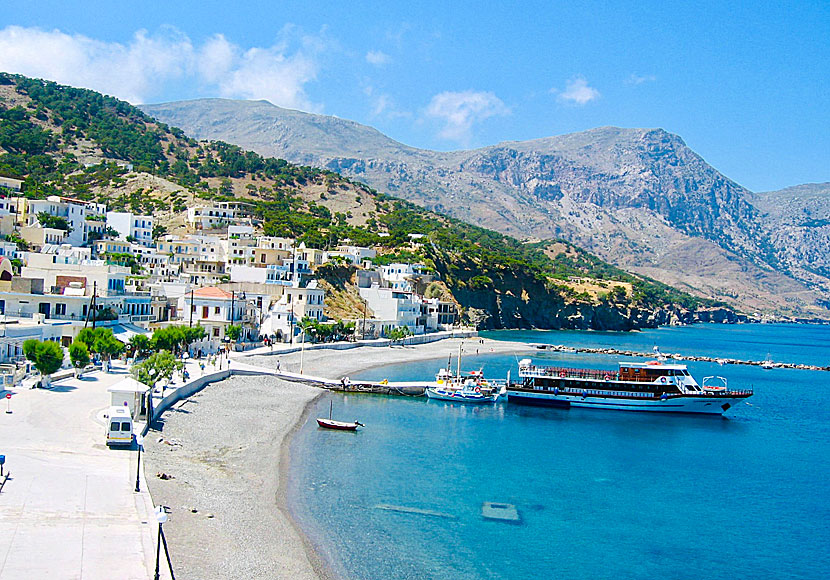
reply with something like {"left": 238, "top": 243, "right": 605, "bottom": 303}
{"left": 38, "top": 302, "right": 51, "bottom": 318}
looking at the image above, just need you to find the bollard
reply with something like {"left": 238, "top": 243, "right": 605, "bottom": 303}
{"left": 4, "top": 392, "right": 10, "bottom": 414}
{"left": 0, "top": 454, "right": 5, "bottom": 477}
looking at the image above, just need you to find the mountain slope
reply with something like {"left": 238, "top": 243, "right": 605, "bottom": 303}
{"left": 0, "top": 73, "right": 731, "bottom": 330}
{"left": 141, "top": 98, "right": 830, "bottom": 319}
{"left": 749, "top": 183, "right": 830, "bottom": 303}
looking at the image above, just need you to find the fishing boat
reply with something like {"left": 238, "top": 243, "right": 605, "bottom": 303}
{"left": 317, "top": 400, "right": 364, "bottom": 430}
{"left": 761, "top": 353, "right": 777, "bottom": 369}
{"left": 426, "top": 378, "right": 500, "bottom": 403}
{"left": 425, "top": 341, "right": 502, "bottom": 403}
{"left": 507, "top": 358, "right": 752, "bottom": 415}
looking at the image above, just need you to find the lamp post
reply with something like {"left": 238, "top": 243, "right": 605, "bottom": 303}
{"left": 134, "top": 434, "right": 144, "bottom": 493}
{"left": 154, "top": 506, "right": 175, "bottom": 580}
{"left": 299, "top": 322, "right": 306, "bottom": 375}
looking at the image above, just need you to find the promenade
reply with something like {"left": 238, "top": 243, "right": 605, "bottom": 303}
{"left": 0, "top": 361, "right": 158, "bottom": 580}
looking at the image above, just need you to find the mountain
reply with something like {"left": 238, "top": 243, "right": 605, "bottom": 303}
{"left": 141, "top": 98, "right": 830, "bottom": 319}
{"left": 0, "top": 73, "right": 731, "bottom": 330}
{"left": 748, "top": 183, "right": 830, "bottom": 307}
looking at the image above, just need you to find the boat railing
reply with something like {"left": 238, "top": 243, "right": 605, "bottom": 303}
{"left": 519, "top": 365, "right": 619, "bottom": 381}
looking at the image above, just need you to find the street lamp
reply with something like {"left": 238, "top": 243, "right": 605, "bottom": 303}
{"left": 154, "top": 506, "right": 175, "bottom": 580}
{"left": 299, "top": 323, "right": 306, "bottom": 375}
{"left": 134, "top": 434, "right": 144, "bottom": 493}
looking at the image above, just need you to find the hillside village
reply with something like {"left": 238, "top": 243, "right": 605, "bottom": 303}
{"left": 0, "top": 175, "right": 461, "bottom": 368}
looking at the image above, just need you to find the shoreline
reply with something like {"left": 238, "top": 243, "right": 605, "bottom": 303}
{"left": 145, "top": 337, "right": 534, "bottom": 579}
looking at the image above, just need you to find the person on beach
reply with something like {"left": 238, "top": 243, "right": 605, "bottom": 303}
{"left": 276, "top": 359, "right": 281, "bottom": 371}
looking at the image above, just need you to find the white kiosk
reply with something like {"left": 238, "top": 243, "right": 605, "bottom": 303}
{"left": 107, "top": 377, "right": 151, "bottom": 421}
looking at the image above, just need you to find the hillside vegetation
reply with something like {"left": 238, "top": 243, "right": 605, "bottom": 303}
{"left": 0, "top": 73, "right": 726, "bottom": 329}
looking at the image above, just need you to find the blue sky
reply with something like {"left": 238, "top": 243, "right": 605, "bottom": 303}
{"left": 0, "top": 1, "right": 827, "bottom": 191}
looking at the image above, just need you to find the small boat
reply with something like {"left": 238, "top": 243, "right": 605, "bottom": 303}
{"left": 317, "top": 417, "right": 364, "bottom": 430}
{"left": 426, "top": 342, "right": 501, "bottom": 403}
{"left": 426, "top": 379, "right": 500, "bottom": 403}
{"left": 317, "top": 400, "right": 363, "bottom": 430}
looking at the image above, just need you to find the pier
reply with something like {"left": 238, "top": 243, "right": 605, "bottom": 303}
{"left": 274, "top": 370, "right": 429, "bottom": 396}
{"left": 535, "top": 344, "right": 830, "bottom": 372}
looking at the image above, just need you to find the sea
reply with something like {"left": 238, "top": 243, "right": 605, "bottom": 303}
{"left": 286, "top": 324, "right": 830, "bottom": 580}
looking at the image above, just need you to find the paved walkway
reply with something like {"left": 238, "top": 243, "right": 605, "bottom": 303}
{"left": 0, "top": 362, "right": 159, "bottom": 580}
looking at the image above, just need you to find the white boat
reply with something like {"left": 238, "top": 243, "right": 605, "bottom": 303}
{"left": 761, "top": 354, "right": 777, "bottom": 369}
{"left": 426, "top": 379, "right": 499, "bottom": 403}
{"left": 425, "top": 341, "right": 501, "bottom": 403}
{"left": 507, "top": 359, "right": 752, "bottom": 415}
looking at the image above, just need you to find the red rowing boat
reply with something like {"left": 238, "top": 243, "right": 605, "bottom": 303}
{"left": 317, "top": 400, "right": 364, "bottom": 431}
{"left": 316, "top": 418, "right": 363, "bottom": 430}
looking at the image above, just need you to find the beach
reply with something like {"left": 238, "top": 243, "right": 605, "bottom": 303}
{"left": 144, "top": 337, "right": 533, "bottom": 579}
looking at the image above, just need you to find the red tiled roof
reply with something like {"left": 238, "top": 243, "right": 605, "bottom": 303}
{"left": 192, "top": 287, "right": 233, "bottom": 299}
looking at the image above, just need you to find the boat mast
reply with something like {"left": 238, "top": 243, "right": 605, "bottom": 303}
{"left": 457, "top": 341, "right": 462, "bottom": 380}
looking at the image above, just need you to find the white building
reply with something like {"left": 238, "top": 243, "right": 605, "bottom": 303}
{"left": 359, "top": 286, "right": 423, "bottom": 332}
{"left": 187, "top": 203, "right": 249, "bottom": 230}
{"left": 106, "top": 212, "right": 154, "bottom": 247}
{"left": 178, "top": 286, "right": 252, "bottom": 341}
{"left": 24, "top": 195, "right": 106, "bottom": 247}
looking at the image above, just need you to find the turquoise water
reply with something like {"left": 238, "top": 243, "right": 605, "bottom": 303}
{"left": 287, "top": 324, "right": 830, "bottom": 579}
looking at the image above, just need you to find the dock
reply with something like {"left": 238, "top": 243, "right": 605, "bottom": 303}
{"left": 275, "top": 370, "right": 430, "bottom": 396}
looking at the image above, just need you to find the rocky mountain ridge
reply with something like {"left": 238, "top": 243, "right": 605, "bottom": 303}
{"left": 141, "top": 98, "right": 830, "bottom": 319}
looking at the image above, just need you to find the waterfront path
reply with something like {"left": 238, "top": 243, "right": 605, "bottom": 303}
{"left": 0, "top": 361, "right": 158, "bottom": 580}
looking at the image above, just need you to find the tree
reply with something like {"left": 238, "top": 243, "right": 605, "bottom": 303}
{"left": 387, "top": 326, "right": 413, "bottom": 345}
{"left": 68, "top": 340, "right": 90, "bottom": 369}
{"left": 150, "top": 325, "right": 205, "bottom": 354}
{"left": 131, "top": 350, "right": 183, "bottom": 388}
{"left": 151, "top": 326, "right": 184, "bottom": 352}
{"left": 182, "top": 325, "right": 206, "bottom": 349}
{"left": 76, "top": 327, "right": 124, "bottom": 360}
{"left": 224, "top": 324, "right": 242, "bottom": 342}
{"left": 128, "top": 334, "right": 151, "bottom": 358}
{"left": 23, "top": 339, "right": 64, "bottom": 379}
{"left": 297, "top": 317, "right": 316, "bottom": 343}
{"left": 37, "top": 211, "right": 73, "bottom": 232}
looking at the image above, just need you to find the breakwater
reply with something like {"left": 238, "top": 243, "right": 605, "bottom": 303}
{"left": 536, "top": 344, "right": 830, "bottom": 371}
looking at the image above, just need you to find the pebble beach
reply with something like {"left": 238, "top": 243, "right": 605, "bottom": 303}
{"left": 144, "top": 338, "right": 533, "bottom": 580}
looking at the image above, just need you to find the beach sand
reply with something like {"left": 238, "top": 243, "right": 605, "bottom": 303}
{"left": 144, "top": 337, "right": 533, "bottom": 579}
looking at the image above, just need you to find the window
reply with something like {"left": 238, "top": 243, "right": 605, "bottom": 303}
{"left": 120, "top": 422, "right": 131, "bottom": 432}
{"left": 110, "top": 422, "right": 119, "bottom": 432}
{"left": 215, "top": 306, "right": 220, "bottom": 314}
{"left": 202, "top": 306, "right": 209, "bottom": 318}
{"left": 55, "top": 303, "right": 66, "bottom": 315}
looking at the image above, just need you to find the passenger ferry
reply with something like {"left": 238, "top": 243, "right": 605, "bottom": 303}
{"left": 508, "top": 358, "right": 752, "bottom": 415}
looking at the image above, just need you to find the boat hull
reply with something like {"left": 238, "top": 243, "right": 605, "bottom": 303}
{"left": 507, "top": 390, "right": 746, "bottom": 415}
{"left": 317, "top": 418, "right": 360, "bottom": 430}
{"left": 426, "top": 388, "right": 498, "bottom": 404}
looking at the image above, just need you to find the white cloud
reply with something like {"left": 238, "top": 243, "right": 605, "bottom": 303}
{"left": 556, "top": 76, "right": 600, "bottom": 105}
{"left": 425, "top": 90, "right": 509, "bottom": 142}
{"left": 365, "top": 50, "right": 390, "bottom": 66}
{"left": 0, "top": 26, "right": 194, "bottom": 103}
{"left": 626, "top": 73, "right": 656, "bottom": 85}
{"left": 0, "top": 25, "right": 323, "bottom": 111}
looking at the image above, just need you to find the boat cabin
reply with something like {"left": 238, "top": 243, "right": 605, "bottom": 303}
{"left": 618, "top": 362, "right": 692, "bottom": 382}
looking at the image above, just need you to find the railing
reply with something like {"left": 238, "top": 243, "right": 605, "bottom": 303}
{"left": 519, "top": 365, "right": 619, "bottom": 381}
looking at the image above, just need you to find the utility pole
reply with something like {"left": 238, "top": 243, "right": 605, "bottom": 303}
{"left": 189, "top": 288, "right": 194, "bottom": 327}
{"left": 362, "top": 298, "right": 367, "bottom": 341}
{"left": 84, "top": 281, "right": 97, "bottom": 329}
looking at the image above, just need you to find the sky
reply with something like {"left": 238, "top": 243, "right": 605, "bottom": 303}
{"left": 0, "top": 1, "right": 827, "bottom": 192}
